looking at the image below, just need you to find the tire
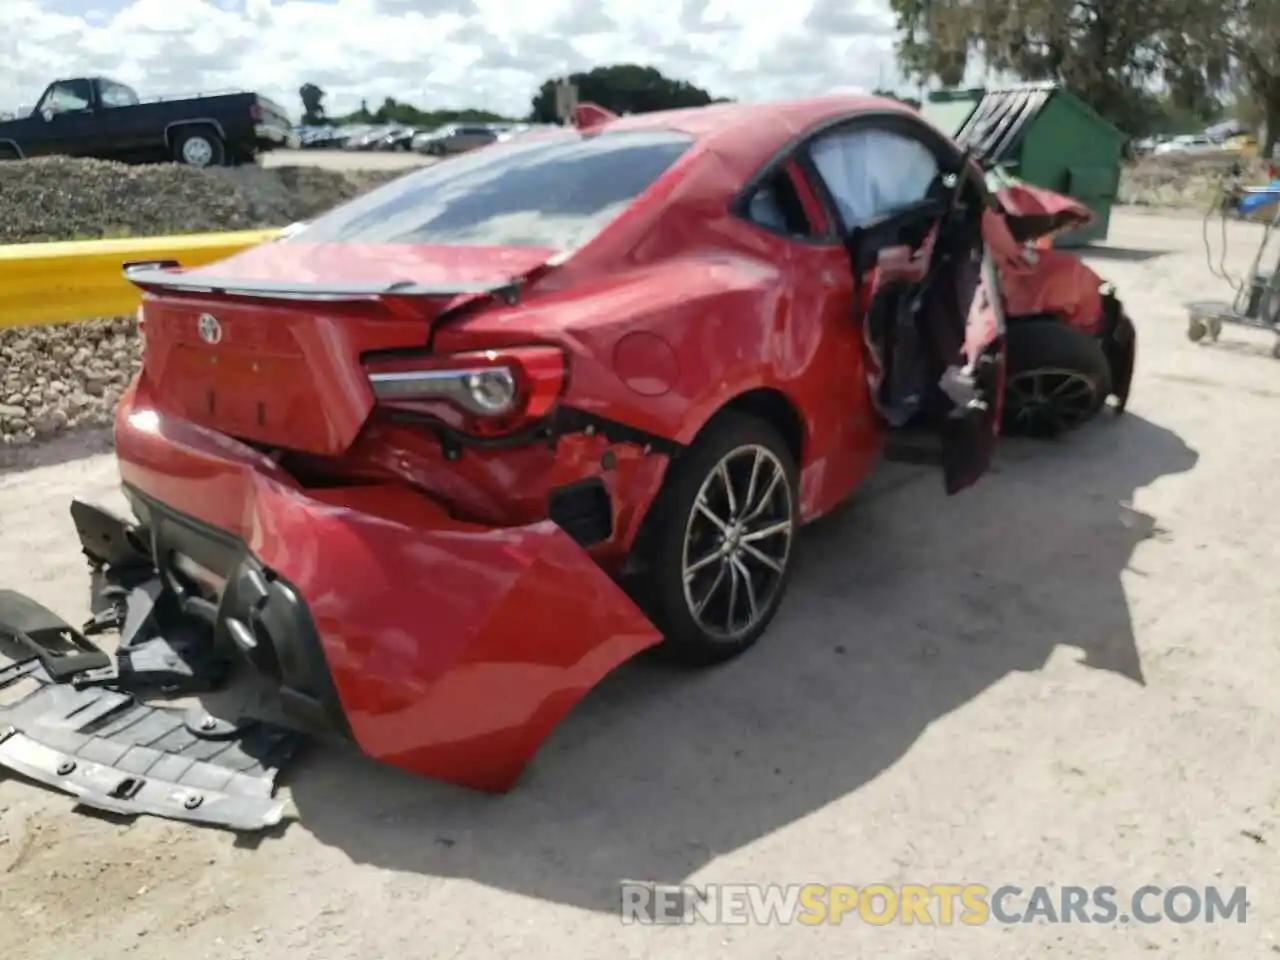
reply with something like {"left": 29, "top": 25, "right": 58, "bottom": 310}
{"left": 639, "top": 411, "right": 800, "bottom": 667}
{"left": 1003, "top": 318, "right": 1112, "bottom": 438}
{"left": 0, "top": 146, "right": 19, "bottom": 161}
{"left": 172, "top": 127, "right": 226, "bottom": 168}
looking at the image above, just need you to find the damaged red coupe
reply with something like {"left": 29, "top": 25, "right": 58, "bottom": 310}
{"left": 1, "top": 96, "right": 1136, "bottom": 806}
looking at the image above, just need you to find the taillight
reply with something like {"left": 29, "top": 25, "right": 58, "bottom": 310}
{"left": 363, "top": 346, "right": 566, "bottom": 436}
{"left": 250, "top": 102, "right": 264, "bottom": 121}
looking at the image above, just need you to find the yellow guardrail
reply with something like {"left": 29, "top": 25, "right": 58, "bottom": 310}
{"left": 0, "top": 229, "right": 283, "bottom": 330}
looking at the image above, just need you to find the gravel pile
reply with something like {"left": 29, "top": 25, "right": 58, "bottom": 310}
{"left": 0, "top": 157, "right": 408, "bottom": 450}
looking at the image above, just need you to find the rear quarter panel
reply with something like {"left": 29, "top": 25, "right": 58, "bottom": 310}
{"left": 436, "top": 240, "right": 882, "bottom": 521}
{"left": 434, "top": 253, "right": 800, "bottom": 445}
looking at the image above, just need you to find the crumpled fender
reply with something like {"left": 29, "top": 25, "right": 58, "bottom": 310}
{"left": 999, "top": 246, "right": 1107, "bottom": 335}
{"left": 993, "top": 180, "right": 1093, "bottom": 244}
{"left": 246, "top": 481, "right": 665, "bottom": 793}
{"left": 983, "top": 197, "right": 1107, "bottom": 337}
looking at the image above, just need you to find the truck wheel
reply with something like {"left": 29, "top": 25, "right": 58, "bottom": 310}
{"left": 172, "top": 127, "right": 225, "bottom": 168}
{"left": 1002, "top": 318, "right": 1112, "bottom": 438}
{"left": 0, "top": 147, "right": 19, "bottom": 162}
{"left": 639, "top": 411, "right": 799, "bottom": 667}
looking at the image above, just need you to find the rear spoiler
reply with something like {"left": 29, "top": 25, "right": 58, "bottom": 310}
{"left": 122, "top": 261, "right": 522, "bottom": 305}
{"left": 570, "top": 102, "right": 618, "bottom": 131}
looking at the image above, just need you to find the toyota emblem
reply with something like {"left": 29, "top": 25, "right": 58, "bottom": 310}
{"left": 197, "top": 313, "right": 222, "bottom": 344}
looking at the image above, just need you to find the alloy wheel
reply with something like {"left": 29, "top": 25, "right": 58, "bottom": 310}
{"left": 1005, "top": 367, "right": 1101, "bottom": 435}
{"left": 182, "top": 137, "right": 214, "bottom": 167}
{"left": 680, "top": 444, "right": 794, "bottom": 641}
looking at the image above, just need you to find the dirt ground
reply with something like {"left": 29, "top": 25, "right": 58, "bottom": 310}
{"left": 1, "top": 208, "right": 1280, "bottom": 958}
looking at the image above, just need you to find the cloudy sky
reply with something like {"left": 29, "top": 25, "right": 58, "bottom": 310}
{"left": 4, "top": 0, "right": 929, "bottom": 119}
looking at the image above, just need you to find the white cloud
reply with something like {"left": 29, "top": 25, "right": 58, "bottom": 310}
{"left": 2, "top": 0, "right": 914, "bottom": 120}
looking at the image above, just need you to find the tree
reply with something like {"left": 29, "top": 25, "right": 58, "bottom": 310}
{"left": 885, "top": 0, "right": 1222, "bottom": 137}
{"left": 529, "top": 64, "right": 718, "bottom": 122}
{"left": 1195, "top": 0, "right": 1280, "bottom": 153}
{"left": 299, "top": 83, "right": 326, "bottom": 126}
{"left": 328, "top": 96, "right": 512, "bottom": 129}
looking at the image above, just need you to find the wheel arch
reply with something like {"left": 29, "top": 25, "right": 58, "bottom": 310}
{"left": 711, "top": 386, "right": 806, "bottom": 466}
{"left": 625, "top": 385, "right": 805, "bottom": 572}
{"left": 1005, "top": 311, "right": 1062, "bottom": 326}
{"left": 163, "top": 119, "right": 228, "bottom": 152}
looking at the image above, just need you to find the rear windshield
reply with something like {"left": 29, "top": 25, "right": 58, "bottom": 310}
{"left": 287, "top": 130, "right": 694, "bottom": 250}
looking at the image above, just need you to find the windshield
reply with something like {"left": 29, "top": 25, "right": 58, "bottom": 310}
{"left": 287, "top": 130, "right": 694, "bottom": 250}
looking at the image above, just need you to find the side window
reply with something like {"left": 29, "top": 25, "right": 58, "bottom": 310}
{"left": 39, "top": 80, "right": 92, "bottom": 115}
{"left": 808, "top": 127, "right": 940, "bottom": 231}
{"left": 99, "top": 82, "right": 139, "bottom": 109}
{"left": 744, "top": 169, "right": 813, "bottom": 239}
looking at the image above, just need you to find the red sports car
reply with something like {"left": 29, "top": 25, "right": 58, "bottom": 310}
{"left": 13, "top": 96, "right": 1135, "bottom": 801}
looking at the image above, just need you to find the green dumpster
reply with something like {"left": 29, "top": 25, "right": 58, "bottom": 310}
{"left": 927, "top": 82, "right": 1128, "bottom": 247}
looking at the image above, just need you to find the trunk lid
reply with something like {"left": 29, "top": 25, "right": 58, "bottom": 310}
{"left": 131, "top": 243, "right": 552, "bottom": 456}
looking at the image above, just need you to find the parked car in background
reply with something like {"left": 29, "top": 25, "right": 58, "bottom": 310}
{"left": 297, "top": 124, "right": 349, "bottom": 149}
{"left": 1131, "top": 136, "right": 1160, "bottom": 156}
{"left": 1153, "top": 134, "right": 1217, "bottom": 156}
{"left": 1223, "top": 133, "right": 1259, "bottom": 156}
{"left": 330, "top": 124, "right": 372, "bottom": 147}
{"left": 376, "top": 125, "right": 417, "bottom": 151}
{"left": 1206, "top": 119, "right": 1248, "bottom": 143}
{"left": 0, "top": 76, "right": 294, "bottom": 166}
{"left": 345, "top": 125, "right": 399, "bottom": 150}
{"left": 494, "top": 123, "right": 560, "bottom": 143}
{"left": 411, "top": 123, "right": 498, "bottom": 155}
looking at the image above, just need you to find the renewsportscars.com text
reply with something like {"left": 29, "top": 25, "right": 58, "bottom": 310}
{"left": 620, "top": 882, "right": 1249, "bottom": 926}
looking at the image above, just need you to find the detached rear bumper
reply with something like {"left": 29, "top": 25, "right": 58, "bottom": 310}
{"left": 113, "top": 386, "right": 663, "bottom": 792}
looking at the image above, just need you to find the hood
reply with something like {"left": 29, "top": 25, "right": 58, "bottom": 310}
{"left": 993, "top": 179, "right": 1094, "bottom": 244}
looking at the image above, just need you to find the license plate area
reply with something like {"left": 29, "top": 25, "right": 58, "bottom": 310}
{"left": 169, "top": 345, "right": 311, "bottom": 437}
{"left": 139, "top": 298, "right": 385, "bottom": 455}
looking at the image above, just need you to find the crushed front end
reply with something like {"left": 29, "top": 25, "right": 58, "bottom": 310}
{"left": 993, "top": 177, "right": 1137, "bottom": 413}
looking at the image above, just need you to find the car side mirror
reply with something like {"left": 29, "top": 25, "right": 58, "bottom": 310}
{"left": 40, "top": 107, "right": 54, "bottom": 122}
